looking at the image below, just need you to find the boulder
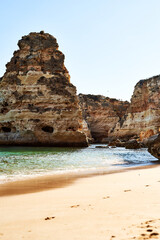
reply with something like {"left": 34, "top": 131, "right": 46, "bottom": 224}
{"left": 143, "top": 134, "right": 159, "bottom": 147}
{"left": 108, "top": 139, "right": 126, "bottom": 147}
{"left": 148, "top": 134, "right": 160, "bottom": 160}
{"left": 115, "top": 141, "right": 126, "bottom": 147}
{"left": 125, "top": 139, "right": 141, "bottom": 149}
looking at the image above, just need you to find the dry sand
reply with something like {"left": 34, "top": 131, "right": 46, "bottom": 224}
{"left": 0, "top": 166, "right": 160, "bottom": 240}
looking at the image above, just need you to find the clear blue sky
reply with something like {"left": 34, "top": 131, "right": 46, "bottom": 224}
{"left": 1, "top": 0, "right": 160, "bottom": 101}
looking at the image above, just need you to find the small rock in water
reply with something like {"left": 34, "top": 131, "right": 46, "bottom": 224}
{"left": 95, "top": 146, "right": 109, "bottom": 149}
{"left": 125, "top": 139, "right": 141, "bottom": 149}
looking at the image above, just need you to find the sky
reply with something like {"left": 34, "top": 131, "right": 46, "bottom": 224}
{"left": 1, "top": 0, "right": 160, "bottom": 101}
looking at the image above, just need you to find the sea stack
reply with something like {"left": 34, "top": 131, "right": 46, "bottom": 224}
{"left": 0, "top": 32, "right": 88, "bottom": 146}
{"left": 110, "top": 76, "right": 160, "bottom": 139}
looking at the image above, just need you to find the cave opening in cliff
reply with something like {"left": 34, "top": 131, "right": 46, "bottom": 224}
{"left": 42, "top": 126, "right": 54, "bottom": 133}
{"left": 1, "top": 127, "right": 11, "bottom": 133}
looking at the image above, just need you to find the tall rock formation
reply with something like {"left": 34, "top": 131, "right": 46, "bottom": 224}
{"left": 79, "top": 94, "right": 129, "bottom": 142}
{"left": 0, "top": 32, "right": 88, "bottom": 146}
{"left": 111, "top": 76, "right": 160, "bottom": 139}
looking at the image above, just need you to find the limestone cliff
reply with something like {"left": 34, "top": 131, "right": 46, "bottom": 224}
{"left": 0, "top": 31, "right": 88, "bottom": 146}
{"left": 111, "top": 76, "right": 160, "bottom": 139}
{"left": 79, "top": 94, "right": 129, "bottom": 142}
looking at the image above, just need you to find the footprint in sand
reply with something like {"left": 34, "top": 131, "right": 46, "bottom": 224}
{"left": 135, "top": 219, "right": 159, "bottom": 239}
{"left": 124, "top": 189, "right": 131, "bottom": 192}
{"left": 149, "top": 232, "right": 159, "bottom": 237}
{"left": 110, "top": 236, "right": 116, "bottom": 239}
{"left": 126, "top": 219, "right": 160, "bottom": 239}
{"left": 45, "top": 216, "right": 55, "bottom": 220}
{"left": 141, "top": 233, "right": 146, "bottom": 236}
{"left": 103, "top": 196, "right": 110, "bottom": 199}
{"left": 70, "top": 205, "right": 80, "bottom": 208}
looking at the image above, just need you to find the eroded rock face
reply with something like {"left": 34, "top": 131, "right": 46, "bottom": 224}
{"left": 0, "top": 32, "right": 88, "bottom": 146}
{"left": 111, "top": 76, "right": 160, "bottom": 139}
{"left": 79, "top": 94, "right": 129, "bottom": 142}
{"left": 148, "top": 134, "right": 160, "bottom": 160}
{"left": 139, "top": 129, "right": 155, "bottom": 142}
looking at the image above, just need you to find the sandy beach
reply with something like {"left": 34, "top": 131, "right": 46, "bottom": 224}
{"left": 0, "top": 166, "right": 160, "bottom": 240}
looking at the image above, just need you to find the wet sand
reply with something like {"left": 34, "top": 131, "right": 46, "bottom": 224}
{"left": 0, "top": 165, "right": 160, "bottom": 239}
{"left": 0, "top": 164, "right": 158, "bottom": 197}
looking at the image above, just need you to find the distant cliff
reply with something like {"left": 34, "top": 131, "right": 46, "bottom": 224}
{"left": 110, "top": 76, "right": 160, "bottom": 139}
{"left": 0, "top": 32, "right": 88, "bottom": 146}
{"left": 79, "top": 94, "right": 129, "bottom": 142}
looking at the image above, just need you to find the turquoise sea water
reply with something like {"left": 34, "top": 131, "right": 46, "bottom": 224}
{"left": 0, "top": 145, "right": 157, "bottom": 183}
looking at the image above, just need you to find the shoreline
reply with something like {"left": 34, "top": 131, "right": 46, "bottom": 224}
{"left": 0, "top": 165, "right": 160, "bottom": 239}
{"left": 0, "top": 163, "right": 159, "bottom": 197}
